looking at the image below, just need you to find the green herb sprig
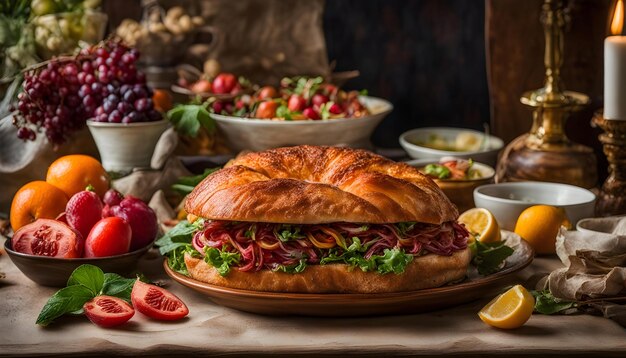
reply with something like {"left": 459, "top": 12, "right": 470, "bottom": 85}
{"left": 36, "top": 265, "right": 140, "bottom": 326}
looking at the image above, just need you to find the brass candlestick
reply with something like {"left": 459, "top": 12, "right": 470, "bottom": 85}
{"left": 496, "top": 0, "right": 598, "bottom": 188}
{"left": 593, "top": 112, "right": 626, "bottom": 216}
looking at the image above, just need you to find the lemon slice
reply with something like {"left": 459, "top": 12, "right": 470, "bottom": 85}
{"left": 458, "top": 208, "right": 501, "bottom": 243}
{"left": 478, "top": 285, "right": 535, "bottom": 329}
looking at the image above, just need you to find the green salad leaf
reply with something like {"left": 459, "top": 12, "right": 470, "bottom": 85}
{"left": 36, "top": 264, "right": 139, "bottom": 326}
{"left": 470, "top": 240, "right": 514, "bottom": 275}
{"left": 274, "top": 259, "right": 308, "bottom": 274}
{"left": 204, "top": 247, "right": 241, "bottom": 276}
{"left": 394, "top": 222, "right": 416, "bottom": 236}
{"left": 531, "top": 289, "right": 576, "bottom": 315}
{"left": 424, "top": 164, "right": 452, "bottom": 179}
{"left": 275, "top": 104, "right": 293, "bottom": 120}
{"left": 156, "top": 219, "right": 205, "bottom": 275}
{"left": 274, "top": 224, "right": 306, "bottom": 242}
{"left": 320, "top": 238, "right": 412, "bottom": 275}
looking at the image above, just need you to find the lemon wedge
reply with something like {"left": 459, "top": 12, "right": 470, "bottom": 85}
{"left": 458, "top": 208, "right": 501, "bottom": 243}
{"left": 478, "top": 285, "right": 535, "bottom": 329}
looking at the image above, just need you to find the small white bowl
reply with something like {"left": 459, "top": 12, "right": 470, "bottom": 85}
{"left": 399, "top": 127, "right": 504, "bottom": 167}
{"left": 473, "top": 181, "right": 596, "bottom": 231}
{"left": 87, "top": 119, "right": 169, "bottom": 173}
{"left": 211, "top": 96, "right": 392, "bottom": 152}
{"left": 576, "top": 216, "right": 626, "bottom": 234}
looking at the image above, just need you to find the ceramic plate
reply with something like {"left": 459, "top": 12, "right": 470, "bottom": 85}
{"left": 164, "top": 231, "right": 533, "bottom": 317}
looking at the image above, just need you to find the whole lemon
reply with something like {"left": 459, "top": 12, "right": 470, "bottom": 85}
{"left": 514, "top": 205, "right": 571, "bottom": 255}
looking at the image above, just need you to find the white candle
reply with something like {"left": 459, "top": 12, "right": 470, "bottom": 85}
{"left": 605, "top": 36, "right": 626, "bottom": 120}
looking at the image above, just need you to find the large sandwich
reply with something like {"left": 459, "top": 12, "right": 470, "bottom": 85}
{"left": 182, "top": 145, "right": 470, "bottom": 293}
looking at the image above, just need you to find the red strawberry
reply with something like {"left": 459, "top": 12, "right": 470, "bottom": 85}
{"left": 66, "top": 191, "right": 103, "bottom": 239}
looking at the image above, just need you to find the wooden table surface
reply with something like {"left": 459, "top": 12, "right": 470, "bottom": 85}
{"left": 1, "top": 238, "right": 625, "bottom": 358}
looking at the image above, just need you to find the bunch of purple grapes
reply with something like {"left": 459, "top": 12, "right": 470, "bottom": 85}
{"left": 86, "top": 43, "right": 160, "bottom": 124}
{"left": 12, "top": 40, "right": 161, "bottom": 145}
{"left": 13, "top": 62, "right": 88, "bottom": 143}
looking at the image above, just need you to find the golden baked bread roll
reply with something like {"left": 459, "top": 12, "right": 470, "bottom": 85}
{"left": 185, "top": 145, "right": 458, "bottom": 224}
{"left": 180, "top": 145, "right": 471, "bottom": 293}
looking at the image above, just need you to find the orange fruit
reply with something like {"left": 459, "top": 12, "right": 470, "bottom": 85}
{"left": 46, "top": 155, "right": 110, "bottom": 199}
{"left": 514, "top": 205, "right": 572, "bottom": 255}
{"left": 153, "top": 89, "right": 173, "bottom": 112}
{"left": 10, "top": 181, "right": 69, "bottom": 231}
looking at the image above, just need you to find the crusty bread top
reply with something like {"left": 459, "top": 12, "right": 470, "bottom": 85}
{"left": 185, "top": 145, "right": 458, "bottom": 224}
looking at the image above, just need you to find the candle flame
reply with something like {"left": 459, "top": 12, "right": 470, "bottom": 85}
{"left": 611, "top": 0, "right": 624, "bottom": 35}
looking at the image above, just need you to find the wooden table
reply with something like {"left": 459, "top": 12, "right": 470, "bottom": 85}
{"left": 1, "top": 239, "right": 625, "bottom": 357}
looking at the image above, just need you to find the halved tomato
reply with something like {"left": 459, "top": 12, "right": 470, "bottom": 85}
{"left": 84, "top": 295, "right": 134, "bottom": 328}
{"left": 12, "top": 219, "right": 83, "bottom": 258}
{"left": 131, "top": 280, "right": 189, "bottom": 321}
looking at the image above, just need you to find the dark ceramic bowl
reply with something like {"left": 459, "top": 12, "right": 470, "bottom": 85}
{"left": 4, "top": 239, "right": 153, "bottom": 287}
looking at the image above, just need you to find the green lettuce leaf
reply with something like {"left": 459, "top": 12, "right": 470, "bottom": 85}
{"left": 274, "top": 225, "right": 306, "bottom": 242}
{"left": 320, "top": 238, "right": 412, "bottom": 275}
{"left": 274, "top": 259, "right": 308, "bottom": 274}
{"left": 204, "top": 247, "right": 241, "bottom": 276}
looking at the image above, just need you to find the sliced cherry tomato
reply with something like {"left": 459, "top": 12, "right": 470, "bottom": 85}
{"left": 12, "top": 219, "right": 83, "bottom": 258}
{"left": 131, "top": 280, "right": 189, "bottom": 321}
{"left": 257, "top": 86, "right": 277, "bottom": 100}
{"left": 84, "top": 217, "right": 131, "bottom": 257}
{"left": 212, "top": 73, "right": 237, "bottom": 94}
{"left": 255, "top": 100, "right": 278, "bottom": 119}
{"left": 312, "top": 93, "right": 329, "bottom": 107}
{"left": 287, "top": 94, "right": 306, "bottom": 112}
{"left": 83, "top": 295, "right": 134, "bottom": 328}
{"left": 190, "top": 79, "right": 212, "bottom": 93}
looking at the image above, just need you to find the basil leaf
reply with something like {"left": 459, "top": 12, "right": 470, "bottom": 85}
{"left": 66, "top": 264, "right": 104, "bottom": 296}
{"left": 373, "top": 248, "right": 414, "bottom": 274}
{"left": 36, "top": 285, "right": 94, "bottom": 326}
{"left": 531, "top": 289, "right": 576, "bottom": 314}
{"left": 101, "top": 273, "right": 135, "bottom": 301}
{"left": 470, "top": 240, "right": 514, "bottom": 275}
{"left": 167, "top": 104, "right": 215, "bottom": 137}
{"left": 204, "top": 247, "right": 241, "bottom": 276}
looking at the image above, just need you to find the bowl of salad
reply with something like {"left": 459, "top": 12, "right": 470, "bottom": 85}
{"left": 206, "top": 76, "right": 393, "bottom": 151}
{"left": 408, "top": 158, "right": 495, "bottom": 213}
{"left": 399, "top": 127, "right": 504, "bottom": 167}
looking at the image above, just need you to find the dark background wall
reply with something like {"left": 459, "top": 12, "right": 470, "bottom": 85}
{"left": 104, "top": 0, "right": 491, "bottom": 149}
{"left": 323, "top": 0, "right": 490, "bottom": 147}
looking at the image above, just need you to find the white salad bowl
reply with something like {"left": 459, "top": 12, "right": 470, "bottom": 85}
{"left": 473, "top": 181, "right": 596, "bottom": 231}
{"left": 399, "top": 127, "right": 504, "bottom": 167}
{"left": 210, "top": 96, "right": 393, "bottom": 152}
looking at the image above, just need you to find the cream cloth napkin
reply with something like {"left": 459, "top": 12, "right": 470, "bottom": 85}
{"left": 540, "top": 216, "right": 626, "bottom": 325}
